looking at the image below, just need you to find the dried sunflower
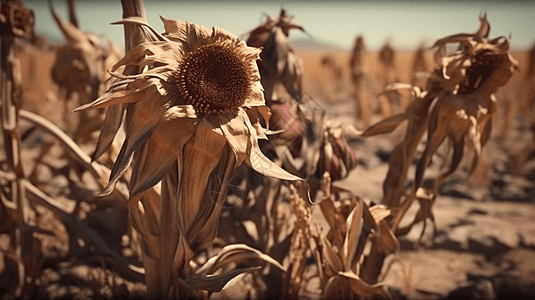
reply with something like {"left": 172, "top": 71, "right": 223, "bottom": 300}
{"left": 355, "top": 16, "right": 518, "bottom": 287}
{"left": 361, "top": 14, "right": 518, "bottom": 236}
{"left": 75, "top": 16, "right": 308, "bottom": 298}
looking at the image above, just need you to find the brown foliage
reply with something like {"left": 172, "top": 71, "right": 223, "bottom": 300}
{"left": 1, "top": 2, "right": 529, "bottom": 299}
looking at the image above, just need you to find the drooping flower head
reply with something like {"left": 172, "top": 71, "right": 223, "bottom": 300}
{"left": 76, "top": 16, "right": 308, "bottom": 192}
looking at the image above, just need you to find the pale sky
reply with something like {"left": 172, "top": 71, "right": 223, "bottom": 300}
{"left": 25, "top": 1, "right": 535, "bottom": 51}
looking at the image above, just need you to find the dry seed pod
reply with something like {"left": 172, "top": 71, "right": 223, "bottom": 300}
{"left": 319, "top": 122, "right": 358, "bottom": 181}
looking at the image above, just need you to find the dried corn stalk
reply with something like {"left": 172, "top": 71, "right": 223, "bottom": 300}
{"left": 2, "top": 2, "right": 145, "bottom": 297}
{"left": 75, "top": 15, "right": 310, "bottom": 299}
{"left": 360, "top": 14, "right": 518, "bottom": 284}
{"left": 319, "top": 54, "right": 343, "bottom": 104}
{"left": 350, "top": 35, "right": 373, "bottom": 127}
{"left": 377, "top": 40, "right": 399, "bottom": 117}
{"left": 0, "top": 1, "right": 35, "bottom": 296}
{"left": 410, "top": 41, "right": 429, "bottom": 89}
{"left": 378, "top": 40, "right": 397, "bottom": 87}
{"left": 524, "top": 41, "right": 535, "bottom": 118}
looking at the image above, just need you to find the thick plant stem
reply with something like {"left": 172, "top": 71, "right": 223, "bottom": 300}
{"left": 118, "top": 1, "right": 164, "bottom": 298}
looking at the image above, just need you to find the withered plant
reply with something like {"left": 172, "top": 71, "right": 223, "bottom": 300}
{"left": 3, "top": 1, "right": 525, "bottom": 299}
{"left": 316, "top": 173, "right": 398, "bottom": 300}
{"left": 523, "top": 41, "right": 535, "bottom": 119}
{"left": 2, "top": 2, "right": 143, "bottom": 299}
{"left": 74, "top": 9, "right": 311, "bottom": 298}
{"left": 350, "top": 35, "right": 373, "bottom": 128}
{"left": 211, "top": 9, "right": 360, "bottom": 299}
{"left": 377, "top": 39, "right": 399, "bottom": 118}
{"left": 0, "top": 1, "right": 36, "bottom": 296}
{"left": 359, "top": 14, "right": 518, "bottom": 284}
{"left": 319, "top": 54, "right": 344, "bottom": 104}
{"left": 245, "top": 7, "right": 307, "bottom": 104}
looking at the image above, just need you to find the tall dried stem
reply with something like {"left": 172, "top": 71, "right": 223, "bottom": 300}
{"left": 0, "top": 0, "right": 34, "bottom": 296}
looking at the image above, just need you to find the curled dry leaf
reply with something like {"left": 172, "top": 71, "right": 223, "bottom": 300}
{"left": 316, "top": 184, "right": 391, "bottom": 299}
{"left": 182, "top": 266, "right": 261, "bottom": 293}
{"left": 195, "top": 243, "right": 285, "bottom": 276}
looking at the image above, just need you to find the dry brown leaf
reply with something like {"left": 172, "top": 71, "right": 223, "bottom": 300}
{"left": 342, "top": 201, "right": 363, "bottom": 271}
{"left": 321, "top": 237, "right": 344, "bottom": 275}
{"left": 321, "top": 275, "right": 352, "bottom": 300}
{"left": 377, "top": 220, "right": 400, "bottom": 255}
{"left": 195, "top": 244, "right": 285, "bottom": 276}
{"left": 183, "top": 266, "right": 261, "bottom": 292}
{"left": 361, "top": 113, "right": 413, "bottom": 137}
{"left": 339, "top": 271, "right": 388, "bottom": 298}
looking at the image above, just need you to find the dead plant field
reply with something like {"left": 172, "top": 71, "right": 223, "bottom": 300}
{"left": 1, "top": 1, "right": 535, "bottom": 300}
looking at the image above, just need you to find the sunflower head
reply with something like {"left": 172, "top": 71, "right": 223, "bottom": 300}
{"left": 457, "top": 48, "right": 507, "bottom": 94}
{"left": 431, "top": 18, "right": 518, "bottom": 96}
{"left": 175, "top": 41, "right": 255, "bottom": 115}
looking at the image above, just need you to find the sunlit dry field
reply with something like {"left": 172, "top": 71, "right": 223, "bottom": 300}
{"left": 2, "top": 1, "right": 535, "bottom": 300}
